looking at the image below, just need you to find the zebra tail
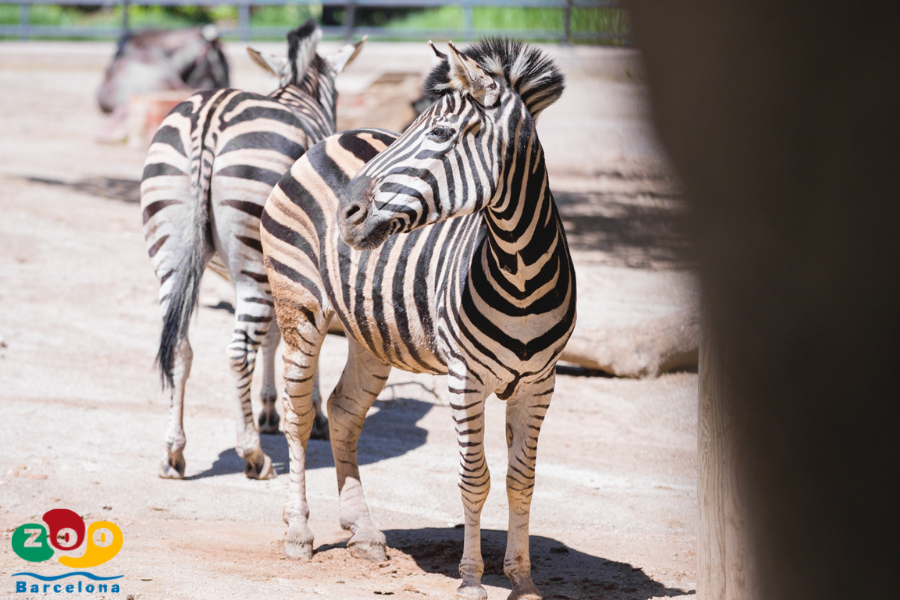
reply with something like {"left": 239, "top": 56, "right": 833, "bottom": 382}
{"left": 157, "top": 112, "right": 215, "bottom": 388}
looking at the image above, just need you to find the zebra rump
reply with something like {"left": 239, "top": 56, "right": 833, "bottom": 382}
{"left": 155, "top": 22, "right": 322, "bottom": 388}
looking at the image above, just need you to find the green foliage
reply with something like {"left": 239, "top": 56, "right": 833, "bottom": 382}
{"left": 385, "top": 6, "right": 462, "bottom": 31}
{"left": 385, "top": 5, "right": 629, "bottom": 43}
{"left": 250, "top": 4, "right": 321, "bottom": 29}
{"left": 0, "top": 3, "right": 629, "bottom": 43}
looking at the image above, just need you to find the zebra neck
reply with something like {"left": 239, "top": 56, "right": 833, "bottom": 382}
{"left": 484, "top": 142, "right": 564, "bottom": 295}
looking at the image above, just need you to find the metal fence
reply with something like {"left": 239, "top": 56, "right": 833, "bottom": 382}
{"left": 0, "top": 0, "right": 630, "bottom": 44}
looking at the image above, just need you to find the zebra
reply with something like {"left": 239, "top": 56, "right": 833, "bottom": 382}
{"left": 98, "top": 25, "right": 231, "bottom": 116}
{"left": 140, "top": 19, "right": 365, "bottom": 480}
{"left": 260, "top": 38, "right": 575, "bottom": 600}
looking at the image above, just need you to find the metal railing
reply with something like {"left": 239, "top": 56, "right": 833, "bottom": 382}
{"left": 0, "top": 0, "right": 630, "bottom": 44}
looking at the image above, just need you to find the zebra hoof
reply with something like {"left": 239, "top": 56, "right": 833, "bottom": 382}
{"left": 310, "top": 411, "right": 329, "bottom": 441}
{"left": 158, "top": 453, "right": 185, "bottom": 479}
{"left": 257, "top": 409, "right": 280, "bottom": 434}
{"left": 284, "top": 525, "right": 314, "bottom": 560}
{"left": 244, "top": 452, "right": 275, "bottom": 480}
{"left": 349, "top": 539, "right": 386, "bottom": 561}
{"left": 507, "top": 582, "right": 542, "bottom": 600}
{"left": 456, "top": 584, "right": 488, "bottom": 600}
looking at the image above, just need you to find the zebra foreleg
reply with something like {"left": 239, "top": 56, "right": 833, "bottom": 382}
{"left": 501, "top": 370, "right": 556, "bottom": 600}
{"left": 328, "top": 338, "right": 391, "bottom": 561}
{"left": 160, "top": 337, "right": 192, "bottom": 479}
{"left": 279, "top": 309, "right": 327, "bottom": 560}
{"left": 450, "top": 372, "right": 493, "bottom": 600}
{"left": 257, "top": 322, "right": 281, "bottom": 434}
{"left": 258, "top": 316, "right": 329, "bottom": 439}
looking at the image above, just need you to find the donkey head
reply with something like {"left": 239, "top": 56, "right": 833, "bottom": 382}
{"left": 339, "top": 38, "right": 564, "bottom": 250}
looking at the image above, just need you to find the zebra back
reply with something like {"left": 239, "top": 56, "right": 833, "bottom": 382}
{"left": 142, "top": 20, "right": 363, "bottom": 386}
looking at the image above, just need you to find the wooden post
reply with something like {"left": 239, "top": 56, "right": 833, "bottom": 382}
{"left": 564, "top": 0, "right": 573, "bottom": 45}
{"left": 698, "top": 310, "right": 758, "bottom": 600}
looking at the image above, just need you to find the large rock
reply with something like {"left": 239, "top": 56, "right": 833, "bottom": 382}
{"left": 561, "top": 266, "right": 698, "bottom": 377}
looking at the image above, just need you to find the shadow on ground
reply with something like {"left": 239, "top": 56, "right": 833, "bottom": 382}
{"left": 382, "top": 527, "right": 694, "bottom": 600}
{"left": 25, "top": 175, "right": 141, "bottom": 203}
{"left": 188, "top": 397, "right": 432, "bottom": 479}
{"left": 555, "top": 190, "right": 691, "bottom": 271}
{"left": 26, "top": 175, "right": 693, "bottom": 272}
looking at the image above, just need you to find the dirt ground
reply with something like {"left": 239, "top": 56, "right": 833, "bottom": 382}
{"left": 0, "top": 42, "right": 697, "bottom": 599}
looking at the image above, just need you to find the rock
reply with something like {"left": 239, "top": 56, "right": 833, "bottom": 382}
{"left": 560, "top": 266, "right": 699, "bottom": 378}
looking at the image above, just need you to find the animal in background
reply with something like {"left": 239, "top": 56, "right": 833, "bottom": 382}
{"left": 97, "top": 25, "right": 230, "bottom": 141}
{"left": 140, "top": 20, "right": 365, "bottom": 480}
{"left": 260, "top": 38, "right": 575, "bottom": 600}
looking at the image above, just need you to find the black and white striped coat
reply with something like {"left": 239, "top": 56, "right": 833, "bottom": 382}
{"left": 260, "top": 39, "right": 575, "bottom": 600}
{"left": 140, "top": 19, "right": 365, "bottom": 480}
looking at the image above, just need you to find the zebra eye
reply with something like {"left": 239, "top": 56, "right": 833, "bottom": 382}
{"left": 427, "top": 126, "right": 455, "bottom": 142}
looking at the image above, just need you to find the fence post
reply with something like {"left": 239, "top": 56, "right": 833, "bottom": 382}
{"left": 121, "top": 0, "right": 130, "bottom": 37}
{"left": 344, "top": 0, "right": 356, "bottom": 40}
{"left": 462, "top": 0, "right": 473, "bottom": 41}
{"left": 238, "top": 1, "right": 251, "bottom": 42}
{"left": 563, "top": 0, "right": 572, "bottom": 45}
{"left": 19, "top": 0, "right": 30, "bottom": 41}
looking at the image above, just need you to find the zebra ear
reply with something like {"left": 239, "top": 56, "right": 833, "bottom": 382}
{"left": 327, "top": 36, "right": 367, "bottom": 74}
{"left": 428, "top": 40, "right": 447, "bottom": 61}
{"left": 446, "top": 41, "right": 500, "bottom": 108}
{"left": 247, "top": 47, "right": 289, "bottom": 79}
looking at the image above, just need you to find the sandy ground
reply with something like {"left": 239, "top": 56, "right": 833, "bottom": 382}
{"left": 0, "top": 42, "right": 696, "bottom": 599}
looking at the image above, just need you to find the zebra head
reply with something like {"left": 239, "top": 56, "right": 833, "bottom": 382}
{"left": 247, "top": 19, "right": 366, "bottom": 89}
{"left": 339, "top": 38, "right": 564, "bottom": 250}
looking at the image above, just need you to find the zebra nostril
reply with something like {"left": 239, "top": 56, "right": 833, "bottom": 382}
{"left": 343, "top": 203, "right": 366, "bottom": 226}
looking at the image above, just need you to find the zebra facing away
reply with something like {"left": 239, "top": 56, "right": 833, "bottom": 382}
{"left": 260, "top": 39, "right": 576, "bottom": 600}
{"left": 140, "top": 20, "right": 365, "bottom": 480}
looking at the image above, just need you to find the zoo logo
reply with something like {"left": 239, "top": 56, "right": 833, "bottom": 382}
{"left": 11, "top": 508, "right": 125, "bottom": 595}
{"left": 12, "top": 508, "right": 124, "bottom": 594}
{"left": 11, "top": 508, "right": 123, "bottom": 567}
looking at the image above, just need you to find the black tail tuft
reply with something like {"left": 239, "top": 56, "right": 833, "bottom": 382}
{"left": 156, "top": 252, "right": 205, "bottom": 389}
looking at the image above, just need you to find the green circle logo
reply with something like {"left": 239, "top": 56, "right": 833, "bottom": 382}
{"left": 11, "top": 524, "right": 54, "bottom": 563}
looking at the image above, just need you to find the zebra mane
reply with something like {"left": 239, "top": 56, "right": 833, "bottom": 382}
{"left": 286, "top": 18, "right": 321, "bottom": 84}
{"left": 424, "top": 38, "right": 565, "bottom": 118}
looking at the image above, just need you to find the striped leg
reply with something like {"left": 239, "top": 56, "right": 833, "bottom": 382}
{"left": 449, "top": 366, "right": 493, "bottom": 600}
{"left": 257, "top": 322, "right": 281, "bottom": 434}
{"left": 227, "top": 281, "right": 275, "bottom": 479}
{"left": 503, "top": 370, "right": 556, "bottom": 600}
{"left": 160, "top": 337, "right": 191, "bottom": 479}
{"left": 328, "top": 338, "right": 391, "bottom": 560}
{"left": 279, "top": 305, "right": 328, "bottom": 560}
{"left": 257, "top": 318, "right": 329, "bottom": 439}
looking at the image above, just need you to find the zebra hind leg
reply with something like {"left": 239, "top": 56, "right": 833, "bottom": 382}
{"left": 227, "top": 290, "right": 276, "bottom": 479}
{"left": 310, "top": 370, "right": 329, "bottom": 440}
{"left": 160, "top": 337, "right": 192, "bottom": 479}
{"left": 328, "top": 338, "right": 392, "bottom": 561}
{"left": 257, "top": 322, "right": 281, "bottom": 434}
{"left": 501, "top": 370, "right": 557, "bottom": 600}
